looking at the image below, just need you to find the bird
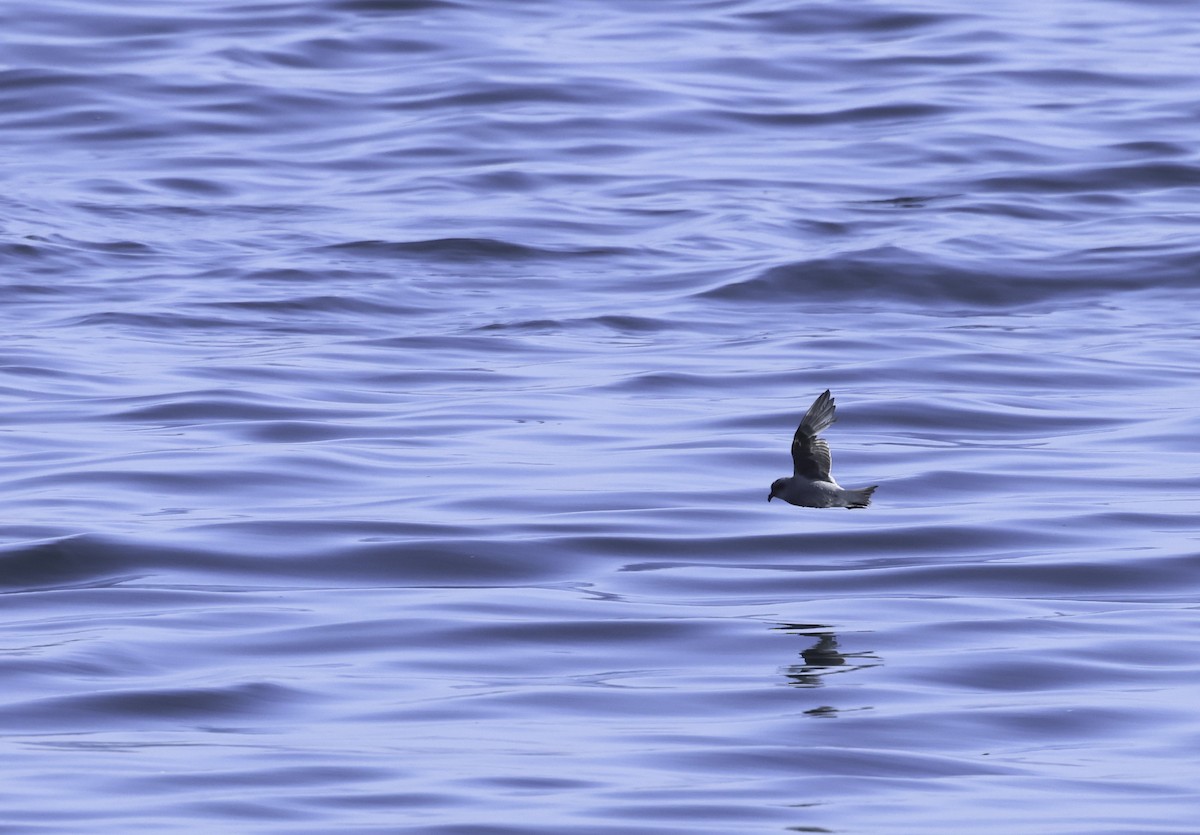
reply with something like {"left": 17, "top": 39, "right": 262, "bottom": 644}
{"left": 768, "top": 389, "right": 877, "bottom": 509}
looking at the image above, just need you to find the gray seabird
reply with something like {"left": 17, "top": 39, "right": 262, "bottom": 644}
{"left": 768, "top": 389, "right": 877, "bottom": 509}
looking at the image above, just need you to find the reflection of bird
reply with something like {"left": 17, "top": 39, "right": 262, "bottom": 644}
{"left": 774, "top": 625, "right": 881, "bottom": 690}
{"left": 800, "top": 634, "right": 846, "bottom": 667}
{"left": 768, "top": 390, "right": 877, "bottom": 508}
{"left": 777, "top": 628, "right": 848, "bottom": 688}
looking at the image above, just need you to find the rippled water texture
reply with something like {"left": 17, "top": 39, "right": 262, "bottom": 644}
{"left": 3, "top": 1, "right": 1199, "bottom": 832}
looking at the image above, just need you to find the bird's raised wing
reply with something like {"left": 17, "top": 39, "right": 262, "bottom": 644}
{"left": 791, "top": 389, "right": 836, "bottom": 481}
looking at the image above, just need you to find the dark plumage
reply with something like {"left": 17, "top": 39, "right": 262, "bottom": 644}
{"left": 768, "top": 390, "right": 877, "bottom": 509}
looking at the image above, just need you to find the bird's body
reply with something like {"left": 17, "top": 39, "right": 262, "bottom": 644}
{"left": 768, "top": 389, "right": 877, "bottom": 509}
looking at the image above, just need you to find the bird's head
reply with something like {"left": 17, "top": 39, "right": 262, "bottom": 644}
{"left": 768, "top": 477, "right": 787, "bottom": 502}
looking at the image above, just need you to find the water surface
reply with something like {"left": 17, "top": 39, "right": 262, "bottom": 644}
{"left": 2, "top": 1, "right": 1199, "bottom": 832}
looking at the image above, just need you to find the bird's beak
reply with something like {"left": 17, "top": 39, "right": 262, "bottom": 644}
{"left": 767, "top": 493, "right": 773, "bottom": 502}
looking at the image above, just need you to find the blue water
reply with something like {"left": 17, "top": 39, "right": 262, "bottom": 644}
{"left": 3, "top": 1, "right": 1199, "bottom": 832}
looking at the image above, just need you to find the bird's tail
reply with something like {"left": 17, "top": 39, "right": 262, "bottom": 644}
{"left": 845, "top": 486, "right": 877, "bottom": 509}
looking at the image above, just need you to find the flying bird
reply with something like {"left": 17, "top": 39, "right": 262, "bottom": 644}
{"left": 768, "top": 389, "right": 877, "bottom": 509}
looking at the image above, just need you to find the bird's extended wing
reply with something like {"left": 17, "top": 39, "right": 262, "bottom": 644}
{"left": 791, "top": 389, "right": 836, "bottom": 481}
